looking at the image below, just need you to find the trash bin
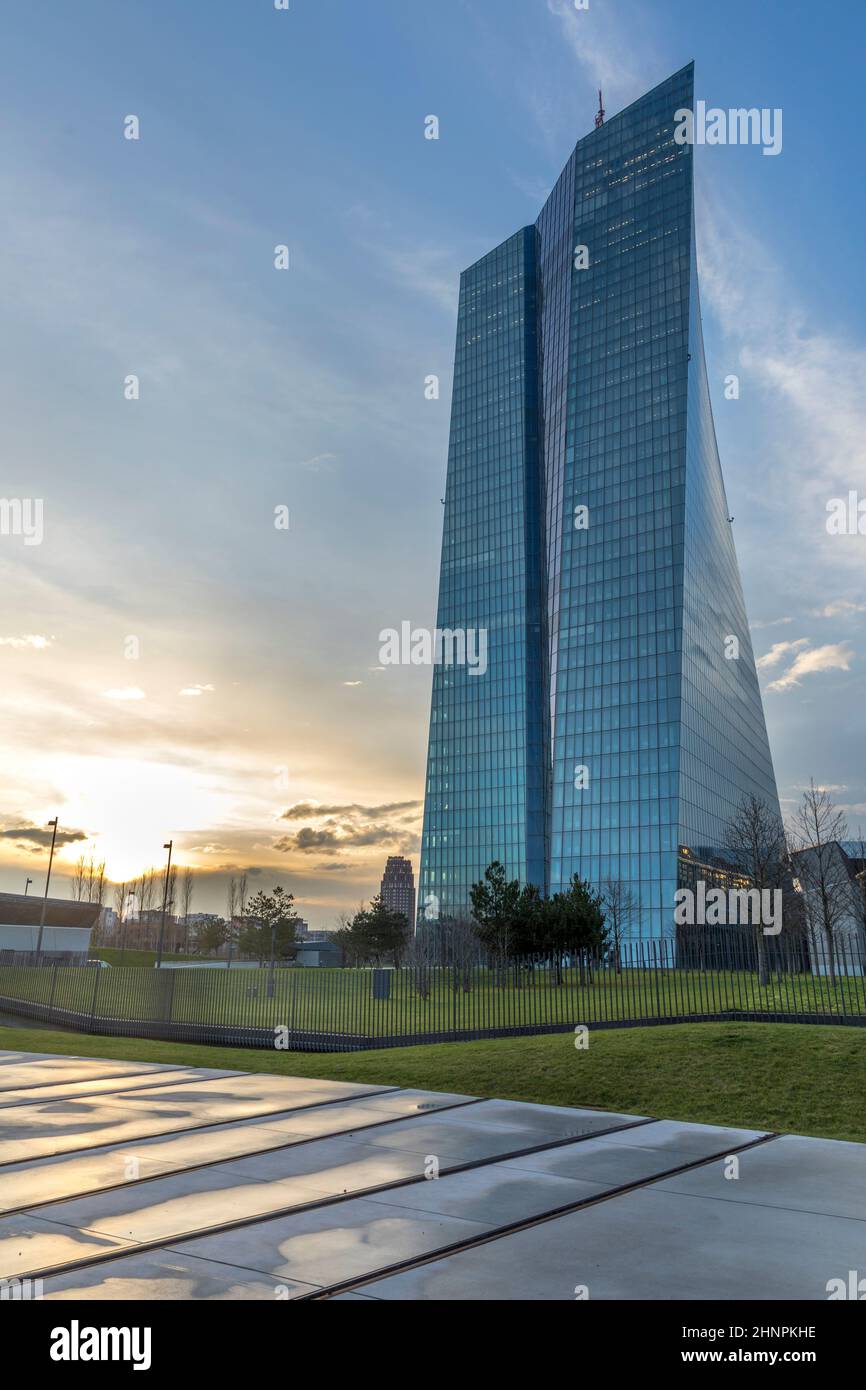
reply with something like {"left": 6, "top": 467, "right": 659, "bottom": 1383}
{"left": 372, "top": 969, "right": 391, "bottom": 1001}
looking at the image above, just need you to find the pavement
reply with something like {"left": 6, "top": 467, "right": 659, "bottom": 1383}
{"left": 0, "top": 1049, "right": 863, "bottom": 1301}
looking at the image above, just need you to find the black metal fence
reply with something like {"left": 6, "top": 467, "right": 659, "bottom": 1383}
{"left": 1, "top": 934, "right": 864, "bottom": 1051}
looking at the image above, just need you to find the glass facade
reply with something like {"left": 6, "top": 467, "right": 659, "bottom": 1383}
{"left": 420, "top": 65, "right": 782, "bottom": 940}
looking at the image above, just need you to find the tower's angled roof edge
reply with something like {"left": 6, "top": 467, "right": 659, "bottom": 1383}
{"left": 456, "top": 64, "right": 696, "bottom": 287}
{"left": 535, "top": 63, "right": 695, "bottom": 229}
{"left": 566, "top": 61, "right": 695, "bottom": 160}
{"left": 459, "top": 225, "right": 535, "bottom": 281}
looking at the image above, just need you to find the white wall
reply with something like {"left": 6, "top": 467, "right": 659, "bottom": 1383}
{"left": 0, "top": 924, "right": 93, "bottom": 954}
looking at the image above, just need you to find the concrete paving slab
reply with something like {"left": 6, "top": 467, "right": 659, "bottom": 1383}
{"left": 245, "top": 1089, "right": 476, "bottom": 1139}
{"left": 0, "top": 1090, "right": 476, "bottom": 1212}
{"left": 319, "top": 1120, "right": 517, "bottom": 1162}
{"left": 0, "top": 1211, "right": 135, "bottom": 1281}
{"left": 209, "top": 1106, "right": 626, "bottom": 1185}
{"left": 0, "top": 1067, "right": 239, "bottom": 1107}
{"left": 314, "top": 1087, "right": 478, "bottom": 1117}
{"left": 654, "top": 1133, "right": 866, "bottom": 1222}
{"left": 498, "top": 1120, "right": 768, "bottom": 1188}
{"left": 89, "top": 1072, "right": 393, "bottom": 1113}
{"left": 455, "top": 1099, "right": 646, "bottom": 1139}
{"left": 0, "top": 1078, "right": 393, "bottom": 1164}
{"left": 211, "top": 1135, "right": 437, "bottom": 1191}
{"left": 0, "top": 1056, "right": 172, "bottom": 1090}
{"left": 41, "top": 1249, "right": 314, "bottom": 1300}
{"left": 166, "top": 1197, "right": 493, "bottom": 1289}
{"left": 22, "top": 1168, "right": 336, "bottom": 1267}
{"left": 351, "top": 1109, "right": 629, "bottom": 1162}
{"left": 6, "top": 1120, "right": 529, "bottom": 1274}
{"left": 354, "top": 1178, "right": 866, "bottom": 1301}
{"left": 590, "top": 1117, "right": 768, "bottom": 1154}
{"left": 18, "top": 1121, "right": 669, "bottom": 1289}
{"left": 362, "top": 1163, "right": 605, "bottom": 1225}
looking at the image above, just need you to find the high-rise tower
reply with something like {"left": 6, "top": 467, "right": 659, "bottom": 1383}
{"left": 419, "top": 65, "right": 782, "bottom": 940}
{"left": 380, "top": 855, "right": 416, "bottom": 929}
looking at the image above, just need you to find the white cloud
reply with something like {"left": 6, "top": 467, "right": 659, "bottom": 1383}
{"left": 179, "top": 684, "right": 215, "bottom": 697}
{"left": 750, "top": 616, "right": 793, "bottom": 631}
{"left": 756, "top": 638, "right": 809, "bottom": 671}
{"left": 816, "top": 600, "right": 866, "bottom": 618}
{"left": 103, "top": 687, "right": 146, "bottom": 701}
{"left": 766, "top": 643, "right": 854, "bottom": 693}
{"left": 0, "top": 634, "right": 53, "bottom": 649}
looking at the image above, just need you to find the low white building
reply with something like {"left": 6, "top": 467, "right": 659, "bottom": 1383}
{"left": 0, "top": 892, "right": 99, "bottom": 962}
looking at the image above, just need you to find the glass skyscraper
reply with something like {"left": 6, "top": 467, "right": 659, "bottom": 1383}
{"left": 419, "top": 64, "right": 782, "bottom": 941}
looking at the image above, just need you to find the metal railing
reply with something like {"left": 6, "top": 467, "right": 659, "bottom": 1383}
{"left": 0, "top": 935, "right": 864, "bottom": 1051}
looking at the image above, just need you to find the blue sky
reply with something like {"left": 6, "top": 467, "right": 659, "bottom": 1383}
{"left": 1, "top": 0, "right": 864, "bottom": 926}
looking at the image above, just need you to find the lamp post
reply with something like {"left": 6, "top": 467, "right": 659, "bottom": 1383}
{"left": 35, "top": 818, "right": 59, "bottom": 964}
{"left": 24, "top": 877, "right": 32, "bottom": 896}
{"left": 156, "top": 840, "right": 173, "bottom": 968}
{"left": 120, "top": 890, "right": 134, "bottom": 967}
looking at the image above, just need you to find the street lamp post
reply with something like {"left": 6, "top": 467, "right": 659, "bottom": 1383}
{"left": 35, "top": 818, "right": 59, "bottom": 964}
{"left": 267, "top": 916, "right": 277, "bottom": 998}
{"left": 156, "top": 841, "right": 173, "bottom": 968}
{"left": 24, "top": 877, "right": 32, "bottom": 896}
{"left": 120, "top": 890, "right": 134, "bottom": 967}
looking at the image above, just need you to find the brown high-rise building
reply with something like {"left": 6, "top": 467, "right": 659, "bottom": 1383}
{"left": 380, "top": 855, "right": 415, "bottom": 928}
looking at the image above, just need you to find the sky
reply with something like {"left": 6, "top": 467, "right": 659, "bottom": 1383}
{"left": 1, "top": 0, "right": 864, "bottom": 928}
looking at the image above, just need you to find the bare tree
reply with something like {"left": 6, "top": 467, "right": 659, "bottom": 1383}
{"left": 133, "top": 868, "right": 158, "bottom": 948}
{"left": 164, "top": 864, "right": 178, "bottom": 951}
{"left": 91, "top": 860, "right": 106, "bottom": 907}
{"left": 180, "top": 868, "right": 194, "bottom": 954}
{"left": 113, "top": 880, "right": 127, "bottom": 921}
{"left": 723, "top": 793, "right": 788, "bottom": 986}
{"left": 72, "top": 855, "right": 87, "bottom": 902}
{"left": 603, "top": 880, "right": 638, "bottom": 973}
{"left": 792, "top": 781, "right": 850, "bottom": 984}
{"left": 137, "top": 869, "right": 156, "bottom": 913}
{"left": 112, "top": 881, "right": 130, "bottom": 958}
{"left": 225, "top": 877, "right": 237, "bottom": 961}
{"left": 851, "top": 830, "right": 866, "bottom": 961}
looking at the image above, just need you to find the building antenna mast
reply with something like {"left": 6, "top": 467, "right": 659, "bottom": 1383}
{"left": 595, "top": 89, "right": 605, "bottom": 128}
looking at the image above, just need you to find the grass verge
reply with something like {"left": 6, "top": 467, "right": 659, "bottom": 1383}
{"left": 1, "top": 1020, "right": 863, "bottom": 1143}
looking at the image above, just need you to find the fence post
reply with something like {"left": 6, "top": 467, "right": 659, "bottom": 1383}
{"left": 452, "top": 964, "right": 457, "bottom": 1039}
{"left": 88, "top": 965, "right": 101, "bottom": 1031}
{"left": 161, "top": 968, "right": 176, "bottom": 1024}
{"left": 48, "top": 961, "right": 58, "bottom": 1025}
{"left": 653, "top": 942, "right": 662, "bottom": 1017}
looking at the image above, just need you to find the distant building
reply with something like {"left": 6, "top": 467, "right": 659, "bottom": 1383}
{"left": 294, "top": 937, "right": 344, "bottom": 968}
{"left": 0, "top": 892, "right": 99, "bottom": 962}
{"left": 380, "top": 856, "right": 415, "bottom": 928}
{"left": 137, "top": 909, "right": 175, "bottom": 928}
{"left": 792, "top": 841, "right": 866, "bottom": 975}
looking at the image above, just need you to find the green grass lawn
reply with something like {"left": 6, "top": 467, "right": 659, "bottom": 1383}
{"left": 1, "top": 1020, "right": 863, "bottom": 1143}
